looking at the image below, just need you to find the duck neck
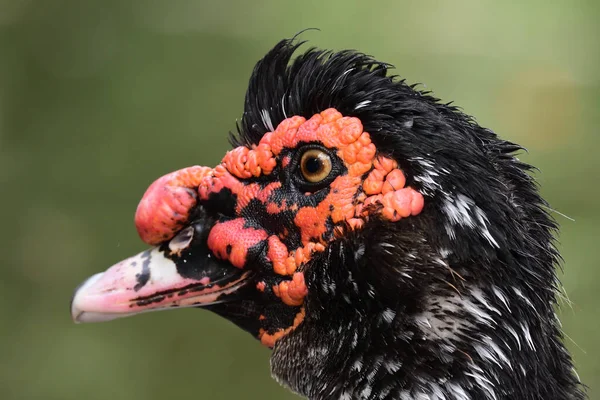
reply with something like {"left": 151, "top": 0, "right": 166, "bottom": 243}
{"left": 271, "top": 281, "right": 584, "bottom": 400}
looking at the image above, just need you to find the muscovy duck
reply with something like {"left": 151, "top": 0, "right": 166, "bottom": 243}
{"left": 71, "top": 38, "right": 585, "bottom": 400}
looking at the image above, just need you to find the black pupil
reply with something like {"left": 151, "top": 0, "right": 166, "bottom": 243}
{"left": 304, "top": 156, "right": 322, "bottom": 174}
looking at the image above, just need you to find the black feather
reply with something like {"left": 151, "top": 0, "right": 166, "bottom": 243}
{"left": 232, "top": 38, "right": 585, "bottom": 399}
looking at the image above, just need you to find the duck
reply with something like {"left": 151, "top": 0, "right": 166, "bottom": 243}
{"left": 71, "top": 37, "right": 586, "bottom": 400}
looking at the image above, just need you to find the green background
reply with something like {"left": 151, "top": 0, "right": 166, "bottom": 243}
{"left": 1, "top": 1, "right": 598, "bottom": 399}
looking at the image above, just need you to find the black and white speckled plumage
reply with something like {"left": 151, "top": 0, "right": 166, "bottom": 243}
{"left": 231, "top": 38, "right": 586, "bottom": 400}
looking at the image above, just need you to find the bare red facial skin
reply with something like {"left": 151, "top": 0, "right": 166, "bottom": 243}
{"left": 135, "top": 166, "right": 213, "bottom": 244}
{"left": 207, "top": 218, "right": 269, "bottom": 269}
{"left": 134, "top": 108, "right": 425, "bottom": 347}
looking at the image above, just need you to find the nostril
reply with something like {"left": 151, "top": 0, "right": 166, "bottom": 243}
{"left": 168, "top": 226, "right": 195, "bottom": 254}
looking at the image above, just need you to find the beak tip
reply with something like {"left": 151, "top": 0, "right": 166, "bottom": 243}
{"left": 71, "top": 312, "right": 84, "bottom": 324}
{"left": 71, "top": 273, "right": 105, "bottom": 324}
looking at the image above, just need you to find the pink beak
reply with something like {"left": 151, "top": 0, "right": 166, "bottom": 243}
{"left": 71, "top": 225, "right": 249, "bottom": 323}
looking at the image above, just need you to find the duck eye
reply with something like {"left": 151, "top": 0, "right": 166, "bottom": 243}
{"left": 300, "top": 149, "right": 333, "bottom": 183}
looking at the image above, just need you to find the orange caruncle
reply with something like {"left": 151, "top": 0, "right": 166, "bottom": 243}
{"left": 273, "top": 272, "right": 308, "bottom": 307}
{"left": 267, "top": 235, "right": 292, "bottom": 275}
{"left": 134, "top": 108, "right": 425, "bottom": 346}
{"left": 207, "top": 218, "right": 269, "bottom": 269}
{"left": 135, "top": 166, "right": 213, "bottom": 245}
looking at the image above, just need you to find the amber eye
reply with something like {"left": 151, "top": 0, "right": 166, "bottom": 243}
{"left": 300, "top": 149, "right": 333, "bottom": 183}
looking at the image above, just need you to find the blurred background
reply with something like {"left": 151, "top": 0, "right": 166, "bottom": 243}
{"left": 1, "top": 1, "right": 598, "bottom": 399}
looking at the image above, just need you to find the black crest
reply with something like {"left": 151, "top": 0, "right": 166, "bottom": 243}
{"left": 234, "top": 37, "right": 414, "bottom": 147}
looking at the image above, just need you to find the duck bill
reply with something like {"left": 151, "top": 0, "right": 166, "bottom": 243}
{"left": 71, "top": 232, "right": 249, "bottom": 323}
